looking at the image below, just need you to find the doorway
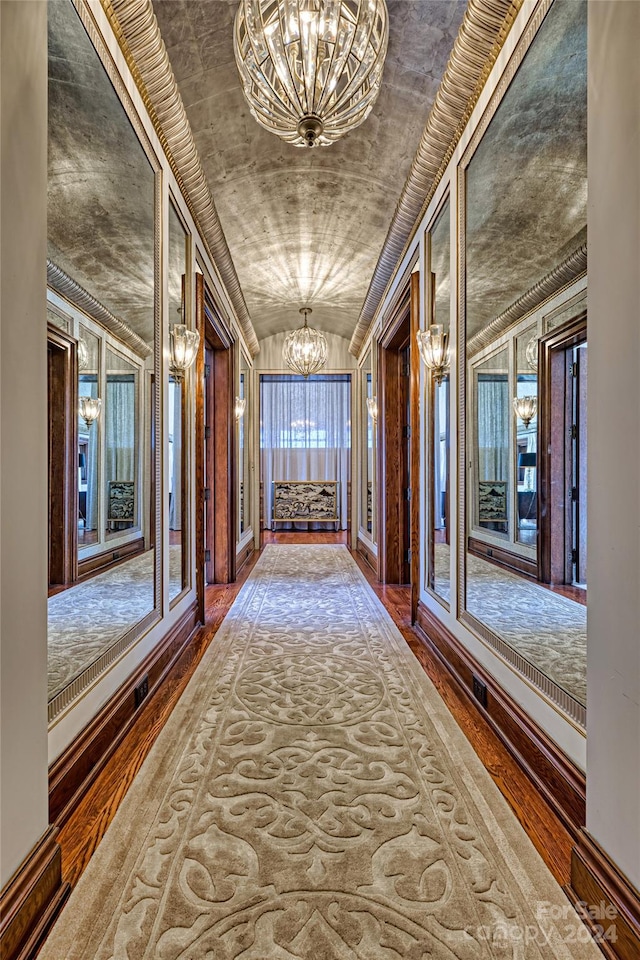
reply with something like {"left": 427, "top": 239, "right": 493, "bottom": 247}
{"left": 47, "top": 325, "right": 78, "bottom": 589}
{"left": 195, "top": 273, "right": 236, "bottom": 621}
{"left": 378, "top": 271, "right": 420, "bottom": 609}
{"left": 539, "top": 314, "right": 587, "bottom": 592}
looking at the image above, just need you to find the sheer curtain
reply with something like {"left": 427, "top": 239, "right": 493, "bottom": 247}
{"left": 260, "top": 375, "right": 351, "bottom": 529}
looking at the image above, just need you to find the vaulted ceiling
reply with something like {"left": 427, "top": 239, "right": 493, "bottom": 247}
{"left": 152, "top": 0, "right": 467, "bottom": 342}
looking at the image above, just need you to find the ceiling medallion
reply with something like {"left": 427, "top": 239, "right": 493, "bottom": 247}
{"left": 234, "top": 0, "right": 389, "bottom": 148}
{"left": 283, "top": 308, "right": 328, "bottom": 376}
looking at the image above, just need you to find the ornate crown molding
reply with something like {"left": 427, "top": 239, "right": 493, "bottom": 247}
{"left": 102, "top": 0, "right": 260, "bottom": 357}
{"left": 47, "top": 260, "right": 152, "bottom": 359}
{"left": 467, "top": 243, "right": 587, "bottom": 356}
{"left": 349, "top": 0, "right": 522, "bottom": 357}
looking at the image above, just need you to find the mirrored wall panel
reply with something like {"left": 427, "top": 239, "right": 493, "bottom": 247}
{"left": 78, "top": 325, "right": 100, "bottom": 547}
{"left": 461, "top": 0, "right": 587, "bottom": 723}
{"left": 360, "top": 348, "right": 375, "bottom": 539}
{"left": 427, "top": 199, "right": 451, "bottom": 605}
{"left": 239, "top": 353, "right": 251, "bottom": 537}
{"left": 47, "top": 0, "right": 158, "bottom": 719}
{"left": 168, "top": 200, "right": 189, "bottom": 604}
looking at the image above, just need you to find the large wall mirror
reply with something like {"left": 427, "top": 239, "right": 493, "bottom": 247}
{"left": 47, "top": 0, "right": 160, "bottom": 720}
{"left": 168, "top": 199, "right": 190, "bottom": 605}
{"left": 459, "top": 0, "right": 587, "bottom": 725}
{"left": 426, "top": 198, "right": 451, "bottom": 606}
{"left": 360, "top": 348, "right": 376, "bottom": 541}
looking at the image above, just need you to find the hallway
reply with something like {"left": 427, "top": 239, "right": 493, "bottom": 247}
{"left": 44, "top": 542, "right": 598, "bottom": 959}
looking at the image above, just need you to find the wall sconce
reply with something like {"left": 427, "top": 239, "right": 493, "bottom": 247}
{"left": 79, "top": 395, "right": 102, "bottom": 428}
{"left": 235, "top": 396, "right": 246, "bottom": 421}
{"left": 416, "top": 324, "right": 449, "bottom": 383}
{"left": 366, "top": 396, "right": 378, "bottom": 423}
{"left": 170, "top": 323, "right": 200, "bottom": 381}
{"left": 513, "top": 395, "right": 538, "bottom": 428}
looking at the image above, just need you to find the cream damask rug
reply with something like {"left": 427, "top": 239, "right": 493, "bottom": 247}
{"left": 41, "top": 546, "right": 599, "bottom": 960}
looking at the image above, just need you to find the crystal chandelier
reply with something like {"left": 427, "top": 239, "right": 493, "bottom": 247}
{"left": 513, "top": 395, "right": 538, "bottom": 428}
{"left": 233, "top": 0, "right": 389, "bottom": 148}
{"left": 170, "top": 323, "right": 200, "bottom": 381}
{"left": 79, "top": 395, "right": 102, "bottom": 429}
{"left": 283, "top": 307, "right": 328, "bottom": 376}
{"left": 416, "top": 324, "right": 450, "bottom": 384}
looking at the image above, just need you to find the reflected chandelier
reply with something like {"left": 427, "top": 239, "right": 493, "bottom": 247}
{"left": 283, "top": 307, "right": 328, "bottom": 376}
{"left": 233, "top": 0, "right": 389, "bottom": 147}
{"left": 79, "top": 396, "right": 101, "bottom": 429}
{"left": 513, "top": 395, "right": 537, "bottom": 428}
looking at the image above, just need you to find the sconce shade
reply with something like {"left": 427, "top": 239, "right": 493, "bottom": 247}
{"left": 416, "top": 324, "right": 449, "bottom": 383}
{"left": 366, "top": 396, "right": 378, "bottom": 422}
{"left": 513, "top": 395, "right": 538, "bottom": 428}
{"left": 170, "top": 323, "right": 200, "bottom": 381}
{"left": 79, "top": 395, "right": 102, "bottom": 428}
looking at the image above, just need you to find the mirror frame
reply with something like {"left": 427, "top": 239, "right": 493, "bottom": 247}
{"left": 47, "top": 0, "right": 162, "bottom": 723}
{"left": 424, "top": 191, "right": 452, "bottom": 611}
{"left": 359, "top": 345, "right": 377, "bottom": 545}
{"left": 456, "top": 0, "right": 586, "bottom": 728}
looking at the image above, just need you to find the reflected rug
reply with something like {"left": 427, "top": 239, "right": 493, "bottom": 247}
{"left": 434, "top": 545, "right": 587, "bottom": 705}
{"left": 48, "top": 546, "right": 183, "bottom": 699}
{"left": 41, "top": 545, "right": 598, "bottom": 959}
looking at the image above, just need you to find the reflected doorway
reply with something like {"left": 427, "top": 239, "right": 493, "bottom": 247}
{"left": 539, "top": 314, "right": 587, "bottom": 595}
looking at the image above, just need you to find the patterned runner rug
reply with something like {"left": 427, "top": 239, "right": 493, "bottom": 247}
{"left": 41, "top": 545, "right": 598, "bottom": 959}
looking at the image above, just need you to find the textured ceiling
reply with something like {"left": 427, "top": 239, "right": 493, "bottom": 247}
{"left": 152, "top": 0, "right": 467, "bottom": 341}
{"left": 465, "top": 0, "right": 587, "bottom": 342}
{"left": 48, "top": 0, "right": 156, "bottom": 347}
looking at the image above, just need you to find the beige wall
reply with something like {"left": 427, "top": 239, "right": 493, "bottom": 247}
{"left": 586, "top": 0, "right": 640, "bottom": 891}
{"left": 0, "top": 0, "right": 49, "bottom": 887}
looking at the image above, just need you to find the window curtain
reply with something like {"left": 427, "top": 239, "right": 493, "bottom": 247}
{"left": 79, "top": 376, "right": 99, "bottom": 530}
{"left": 260, "top": 375, "right": 351, "bottom": 529}
{"left": 477, "top": 375, "right": 509, "bottom": 482}
{"left": 105, "top": 376, "right": 136, "bottom": 492}
{"left": 169, "top": 380, "right": 182, "bottom": 531}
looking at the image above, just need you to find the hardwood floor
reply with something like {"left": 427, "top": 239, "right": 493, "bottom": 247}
{"left": 55, "top": 532, "right": 572, "bottom": 904}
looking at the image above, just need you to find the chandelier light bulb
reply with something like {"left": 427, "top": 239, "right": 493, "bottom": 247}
{"left": 283, "top": 307, "right": 328, "bottom": 377}
{"left": 234, "top": 0, "right": 389, "bottom": 147}
{"left": 513, "top": 394, "right": 538, "bottom": 428}
{"left": 79, "top": 395, "right": 102, "bottom": 428}
{"left": 170, "top": 323, "right": 200, "bottom": 381}
{"left": 416, "top": 324, "right": 450, "bottom": 383}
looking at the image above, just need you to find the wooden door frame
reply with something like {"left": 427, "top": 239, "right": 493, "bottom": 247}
{"left": 538, "top": 312, "right": 587, "bottom": 584}
{"left": 195, "top": 274, "right": 236, "bottom": 618}
{"left": 378, "top": 278, "right": 420, "bottom": 593}
{"left": 48, "top": 323, "right": 78, "bottom": 587}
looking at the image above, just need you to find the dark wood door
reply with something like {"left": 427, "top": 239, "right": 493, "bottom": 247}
{"left": 204, "top": 344, "right": 215, "bottom": 586}
{"left": 47, "top": 326, "right": 78, "bottom": 588}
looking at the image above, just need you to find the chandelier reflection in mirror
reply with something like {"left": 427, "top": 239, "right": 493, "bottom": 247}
{"left": 234, "top": 0, "right": 389, "bottom": 147}
{"left": 170, "top": 323, "right": 200, "bottom": 381}
{"left": 79, "top": 396, "right": 102, "bottom": 429}
{"left": 513, "top": 395, "right": 538, "bottom": 428}
{"left": 416, "top": 324, "right": 450, "bottom": 384}
{"left": 235, "top": 396, "right": 247, "bottom": 421}
{"left": 283, "top": 307, "right": 328, "bottom": 376}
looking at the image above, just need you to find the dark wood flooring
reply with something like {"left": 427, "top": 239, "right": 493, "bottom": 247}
{"left": 55, "top": 530, "right": 572, "bottom": 905}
